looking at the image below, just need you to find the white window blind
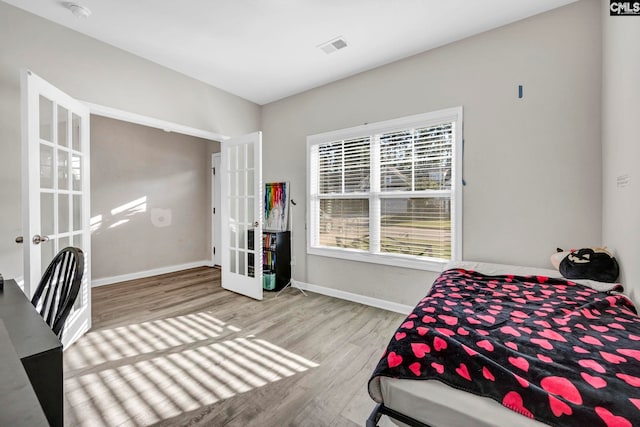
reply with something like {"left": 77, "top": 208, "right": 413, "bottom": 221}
{"left": 307, "top": 107, "right": 462, "bottom": 271}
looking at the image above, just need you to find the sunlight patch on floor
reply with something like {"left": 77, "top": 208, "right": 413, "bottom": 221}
{"left": 65, "top": 312, "right": 228, "bottom": 369}
{"left": 64, "top": 312, "right": 318, "bottom": 427}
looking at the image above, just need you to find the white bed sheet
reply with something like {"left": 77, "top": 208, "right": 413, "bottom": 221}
{"left": 373, "top": 260, "right": 620, "bottom": 427}
{"left": 380, "top": 376, "right": 549, "bottom": 427}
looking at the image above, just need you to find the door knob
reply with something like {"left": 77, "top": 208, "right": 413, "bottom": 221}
{"left": 32, "top": 235, "right": 50, "bottom": 245}
{"left": 15, "top": 236, "right": 23, "bottom": 244}
{"left": 253, "top": 221, "right": 259, "bottom": 227}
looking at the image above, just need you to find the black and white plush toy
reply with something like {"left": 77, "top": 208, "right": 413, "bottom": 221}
{"left": 552, "top": 247, "right": 620, "bottom": 283}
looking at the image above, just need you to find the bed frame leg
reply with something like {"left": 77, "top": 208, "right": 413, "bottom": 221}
{"left": 366, "top": 402, "right": 433, "bottom": 427}
{"left": 366, "top": 403, "right": 383, "bottom": 427}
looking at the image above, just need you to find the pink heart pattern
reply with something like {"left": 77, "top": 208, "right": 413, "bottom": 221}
{"left": 595, "top": 407, "right": 632, "bottom": 427}
{"left": 411, "top": 342, "right": 430, "bottom": 358}
{"left": 502, "top": 391, "right": 534, "bottom": 419}
{"left": 431, "top": 362, "right": 444, "bottom": 374}
{"left": 483, "top": 366, "right": 495, "bottom": 381}
{"left": 370, "top": 268, "right": 640, "bottom": 427}
{"left": 476, "top": 340, "right": 494, "bottom": 352}
{"left": 508, "top": 356, "right": 529, "bottom": 372}
{"left": 581, "top": 372, "right": 607, "bottom": 389}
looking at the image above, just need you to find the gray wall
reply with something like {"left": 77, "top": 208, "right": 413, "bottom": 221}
{"left": 602, "top": 0, "right": 640, "bottom": 305}
{"left": 90, "top": 116, "right": 219, "bottom": 280}
{"left": 261, "top": 0, "right": 603, "bottom": 305}
{"left": 0, "top": 1, "right": 260, "bottom": 280}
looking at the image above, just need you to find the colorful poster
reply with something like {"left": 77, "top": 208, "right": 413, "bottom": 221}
{"left": 264, "top": 182, "right": 289, "bottom": 231}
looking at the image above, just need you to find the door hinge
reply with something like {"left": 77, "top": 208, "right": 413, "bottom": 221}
{"left": 213, "top": 207, "right": 216, "bottom": 214}
{"left": 213, "top": 246, "right": 216, "bottom": 255}
{"left": 212, "top": 167, "right": 216, "bottom": 176}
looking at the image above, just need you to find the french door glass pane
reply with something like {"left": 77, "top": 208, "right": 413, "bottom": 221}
{"left": 225, "top": 138, "right": 259, "bottom": 285}
{"left": 239, "top": 198, "right": 245, "bottom": 224}
{"left": 247, "top": 170, "right": 254, "bottom": 196}
{"left": 57, "top": 106, "right": 68, "bottom": 147}
{"left": 230, "top": 172, "right": 237, "bottom": 196}
{"left": 73, "top": 195, "right": 82, "bottom": 232}
{"left": 230, "top": 198, "right": 237, "bottom": 223}
{"left": 238, "top": 144, "right": 245, "bottom": 172}
{"left": 247, "top": 143, "right": 254, "bottom": 168}
{"left": 247, "top": 198, "right": 254, "bottom": 224}
{"left": 239, "top": 226, "right": 246, "bottom": 250}
{"left": 41, "top": 193, "right": 54, "bottom": 236}
{"left": 229, "top": 146, "right": 237, "bottom": 170}
{"left": 230, "top": 226, "right": 237, "bottom": 249}
{"left": 72, "top": 155, "right": 82, "bottom": 191}
{"left": 40, "top": 144, "right": 54, "bottom": 189}
{"left": 58, "top": 193, "right": 69, "bottom": 234}
{"left": 230, "top": 250, "right": 237, "bottom": 273}
{"left": 238, "top": 171, "right": 246, "bottom": 198}
{"left": 239, "top": 251, "right": 246, "bottom": 275}
{"left": 39, "top": 96, "right": 53, "bottom": 142}
{"left": 58, "top": 149, "right": 69, "bottom": 190}
{"left": 71, "top": 113, "right": 81, "bottom": 151}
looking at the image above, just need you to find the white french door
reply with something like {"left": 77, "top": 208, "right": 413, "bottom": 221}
{"left": 21, "top": 70, "right": 91, "bottom": 348}
{"left": 221, "top": 132, "right": 263, "bottom": 300}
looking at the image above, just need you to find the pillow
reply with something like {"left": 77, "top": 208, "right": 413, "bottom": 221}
{"left": 558, "top": 247, "right": 620, "bottom": 283}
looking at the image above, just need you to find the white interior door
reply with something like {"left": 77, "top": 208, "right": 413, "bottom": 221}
{"left": 21, "top": 70, "right": 91, "bottom": 348}
{"left": 221, "top": 132, "right": 262, "bottom": 300}
{"left": 212, "top": 153, "right": 222, "bottom": 266}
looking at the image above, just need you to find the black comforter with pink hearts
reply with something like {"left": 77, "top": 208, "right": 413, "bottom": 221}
{"left": 368, "top": 268, "right": 640, "bottom": 427}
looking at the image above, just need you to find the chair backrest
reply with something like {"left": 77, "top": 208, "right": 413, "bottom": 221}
{"left": 31, "top": 247, "right": 85, "bottom": 340}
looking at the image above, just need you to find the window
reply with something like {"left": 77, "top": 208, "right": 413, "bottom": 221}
{"left": 307, "top": 107, "right": 462, "bottom": 271}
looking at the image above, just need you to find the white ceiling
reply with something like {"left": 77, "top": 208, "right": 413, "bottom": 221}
{"left": 4, "top": 0, "right": 577, "bottom": 105}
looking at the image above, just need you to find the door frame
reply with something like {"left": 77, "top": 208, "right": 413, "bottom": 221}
{"left": 84, "top": 102, "right": 228, "bottom": 142}
{"left": 212, "top": 153, "right": 222, "bottom": 267}
{"left": 84, "top": 102, "right": 228, "bottom": 282}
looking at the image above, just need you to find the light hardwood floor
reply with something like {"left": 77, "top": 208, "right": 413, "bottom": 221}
{"left": 63, "top": 267, "right": 406, "bottom": 427}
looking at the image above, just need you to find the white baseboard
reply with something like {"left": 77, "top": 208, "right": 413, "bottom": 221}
{"left": 91, "top": 260, "right": 213, "bottom": 287}
{"left": 92, "top": 264, "right": 412, "bottom": 314}
{"left": 293, "top": 280, "right": 413, "bottom": 315}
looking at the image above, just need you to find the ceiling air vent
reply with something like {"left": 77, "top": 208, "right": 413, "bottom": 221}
{"left": 318, "top": 37, "right": 348, "bottom": 54}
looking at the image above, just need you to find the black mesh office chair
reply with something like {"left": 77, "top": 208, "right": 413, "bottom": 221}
{"left": 31, "top": 247, "right": 85, "bottom": 340}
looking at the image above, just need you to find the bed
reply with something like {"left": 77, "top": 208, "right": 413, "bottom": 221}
{"left": 367, "top": 261, "right": 640, "bottom": 427}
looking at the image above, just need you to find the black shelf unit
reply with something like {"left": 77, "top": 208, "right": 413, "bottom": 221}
{"left": 262, "top": 231, "right": 291, "bottom": 291}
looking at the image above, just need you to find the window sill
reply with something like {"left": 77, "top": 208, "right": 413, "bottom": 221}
{"left": 307, "top": 246, "right": 450, "bottom": 272}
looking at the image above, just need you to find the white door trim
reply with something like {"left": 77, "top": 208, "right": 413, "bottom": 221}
{"left": 83, "top": 101, "right": 229, "bottom": 142}
{"left": 82, "top": 101, "right": 225, "bottom": 283}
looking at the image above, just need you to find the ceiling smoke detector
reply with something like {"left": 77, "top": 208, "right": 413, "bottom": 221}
{"left": 65, "top": 3, "right": 92, "bottom": 18}
{"left": 318, "top": 37, "right": 348, "bottom": 54}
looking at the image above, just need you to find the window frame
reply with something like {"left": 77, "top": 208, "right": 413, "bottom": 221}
{"left": 306, "top": 107, "right": 463, "bottom": 271}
